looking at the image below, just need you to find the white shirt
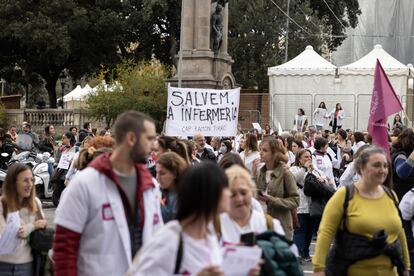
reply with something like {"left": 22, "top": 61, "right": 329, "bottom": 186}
{"left": 309, "top": 146, "right": 339, "bottom": 169}
{"left": 289, "top": 166, "right": 311, "bottom": 214}
{"left": 312, "top": 152, "right": 335, "bottom": 184}
{"left": 399, "top": 189, "right": 414, "bottom": 236}
{"left": 326, "top": 109, "right": 345, "bottom": 126}
{"left": 239, "top": 150, "right": 260, "bottom": 174}
{"left": 55, "top": 167, "right": 163, "bottom": 276}
{"left": 219, "top": 211, "right": 285, "bottom": 244}
{"left": 352, "top": 141, "right": 366, "bottom": 154}
{"left": 287, "top": 151, "right": 295, "bottom": 166}
{"left": 338, "top": 162, "right": 360, "bottom": 188}
{"left": 234, "top": 133, "right": 244, "bottom": 152}
{"left": 294, "top": 115, "right": 307, "bottom": 131}
{"left": 128, "top": 221, "right": 222, "bottom": 276}
{"left": 251, "top": 198, "right": 264, "bottom": 215}
{"left": 313, "top": 108, "right": 327, "bottom": 126}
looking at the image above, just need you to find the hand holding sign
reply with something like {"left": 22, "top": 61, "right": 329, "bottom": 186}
{"left": 0, "top": 211, "right": 21, "bottom": 255}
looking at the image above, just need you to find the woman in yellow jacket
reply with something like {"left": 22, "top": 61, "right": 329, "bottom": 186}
{"left": 313, "top": 146, "right": 410, "bottom": 276}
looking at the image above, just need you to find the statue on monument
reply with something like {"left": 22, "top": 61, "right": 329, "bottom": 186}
{"left": 211, "top": 0, "right": 229, "bottom": 54}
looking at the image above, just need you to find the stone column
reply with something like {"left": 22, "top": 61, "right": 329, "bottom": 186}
{"left": 195, "top": 0, "right": 211, "bottom": 51}
{"left": 182, "top": 0, "right": 195, "bottom": 50}
{"left": 220, "top": 4, "right": 229, "bottom": 55}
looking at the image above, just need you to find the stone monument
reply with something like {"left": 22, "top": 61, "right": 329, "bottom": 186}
{"left": 168, "top": 0, "right": 236, "bottom": 89}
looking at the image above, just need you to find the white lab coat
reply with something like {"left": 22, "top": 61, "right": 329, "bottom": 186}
{"left": 313, "top": 108, "right": 327, "bottom": 127}
{"left": 399, "top": 190, "right": 414, "bottom": 235}
{"left": 338, "top": 162, "right": 360, "bottom": 188}
{"left": 128, "top": 221, "right": 222, "bottom": 275}
{"left": 326, "top": 109, "right": 345, "bottom": 127}
{"left": 55, "top": 167, "right": 163, "bottom": 276}
{"left": 293, "top": 115, "right": 308, "bottom": 132}
{"left": 352, "top": 141, "right": 366, "bottom": 154}
{"left": 312, "top": 152, "right": 336, "bottom": 185}
{"left": 219, "top": 210, "right": 285, "bottom": 244}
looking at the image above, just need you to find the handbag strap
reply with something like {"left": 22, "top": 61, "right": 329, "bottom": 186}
{"left": 342, "top": 185, "right": 354, "bottom": 232}
{"left": 174, "top": 232, "right": 183, "bottom": 274}
{"left": 34, "top": 199, "right": 44, "bottom": 220}
{"left": 342, "top": 185, "right": 402, "bottom": 231}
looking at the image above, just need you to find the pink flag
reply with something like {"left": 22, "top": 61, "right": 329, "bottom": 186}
{"left": 368, "top": 59, "right": 403, "bottom": 156}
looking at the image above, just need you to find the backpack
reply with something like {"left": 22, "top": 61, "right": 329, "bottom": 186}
{"left": 256, "top": 231, "right": 304, "bottom": 276}
{"left": 344, "top": 184, "right": 401, "bottom": 218}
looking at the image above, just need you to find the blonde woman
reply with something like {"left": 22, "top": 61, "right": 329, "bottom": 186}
{"left": 218, "top": 165, "right": 285, "bottom": 244}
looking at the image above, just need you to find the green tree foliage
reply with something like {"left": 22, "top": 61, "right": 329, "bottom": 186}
{"left": 125, "top": 0, "right": 361, "bottom": 89}
{"left": 0, "top": 0, "right": 136, "bottom": 107}
{"left": 0, "top": 0, "right": 360, "bottom": 104}
{"left": 228, "top": 0, "right": 361, "bottom": 89}
{"left": 86, "top": 61, "right": 172, "bottom": 130}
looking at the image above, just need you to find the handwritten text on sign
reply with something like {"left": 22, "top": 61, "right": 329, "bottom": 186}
{"left": 165, "top": 86, "right": 240, "bottom": 136}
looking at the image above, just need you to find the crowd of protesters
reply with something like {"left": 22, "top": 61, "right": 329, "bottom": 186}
{"left": 0, "top": 107, "right": 413, "bottom": 276}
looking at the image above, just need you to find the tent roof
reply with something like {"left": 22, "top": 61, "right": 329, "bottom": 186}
{"left": 268, "top": 45, "right": 336, "bottom": 76}
{"left": 63, "top": 84, "right": 96, "bottom": 102}
{"left": 63, "top": 85, "right": 83, "bottom": 102}
{"left": 339, "top": 44, "right": 409, "bottom": 75}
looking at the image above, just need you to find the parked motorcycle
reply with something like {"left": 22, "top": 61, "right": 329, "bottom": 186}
{"left": 33, "top": 152, "right": 55, "bottom": 201}
{"left": 1, "top": 151, "right": 56, "bottom": 203}
{"left": 0, "top": 153, "right": 9, "bottom": 195}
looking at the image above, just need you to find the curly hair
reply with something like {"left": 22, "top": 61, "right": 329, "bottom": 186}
{"left": 74, "top": 136, "right": 116, "bottom": 170}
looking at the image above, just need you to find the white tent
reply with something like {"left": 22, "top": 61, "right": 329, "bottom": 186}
{"left": 63, "top": 84, "right": 97, "bottom": 109}
{"left": 63, "top": 85, "right": 83, "bottom": 102}
{"left": 338, "top": 44, "right": 410, "bottom": 130}
{"left": 267, "top": 45, "right": 337, "bottom": 130}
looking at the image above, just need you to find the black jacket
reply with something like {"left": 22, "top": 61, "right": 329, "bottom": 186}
{"left": 303, "top": 171, "right": 335, "bottom": 217}
{"left": 197, "top": 148, "right": 217, "bottom": 162}
{"left": 38, "top": 137, "right": 55, "bottom": 156}
{"left": 78, "top": 129, "right": 91, "bottom": 143}
{"left": 0, "top": 142, "right": 13, "bottom": 169}
{"left": 391, "top": 148, "right": 414, "bottom": 201}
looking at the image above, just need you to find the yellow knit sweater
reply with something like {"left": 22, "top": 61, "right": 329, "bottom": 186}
{"left": 313, "top": 186, "right": 410, "bottom": 275}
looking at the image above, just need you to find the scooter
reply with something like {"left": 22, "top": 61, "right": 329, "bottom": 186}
{"left": 33, "top": 152, "right": 55, "bottom": 200}
{"left": 7, "top": 151, "right": 38, "bottom": 167}
{"left": 0, "top": 153, "right": 9, "bottom": 195}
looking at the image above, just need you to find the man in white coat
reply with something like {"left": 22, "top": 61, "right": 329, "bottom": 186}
{"left": 53, "top": 111, "right": 163, "bottom": 276}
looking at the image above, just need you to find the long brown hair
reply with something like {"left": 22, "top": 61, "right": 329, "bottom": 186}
{"left": 156, "top": 152, "right": 188, "bottom": 189}
{"left": 244, "top": 133, "right": 259, "bottom": 154}
{"left": 260, "top": 137, "right": 288, "bottom": 169}
{"left": 2, "top": 163, "right": 37, "bottom": 218}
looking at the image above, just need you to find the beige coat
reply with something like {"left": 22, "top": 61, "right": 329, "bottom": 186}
{"left": 256, "top": 162, "right": 299, "bottom": 239}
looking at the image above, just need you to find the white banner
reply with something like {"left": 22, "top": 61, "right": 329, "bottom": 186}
{"left": 165, "top": 86, "right": 240, "bottom": 136}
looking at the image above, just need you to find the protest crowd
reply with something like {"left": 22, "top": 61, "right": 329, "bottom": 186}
{"left": 0, "top": 97, "right": 413, "bottom": 276}
{"left": 0, "top": 76, "right": 408, "bottom": 275}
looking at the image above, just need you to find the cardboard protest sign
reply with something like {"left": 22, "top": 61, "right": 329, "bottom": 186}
{"left": 165, "top": 86, "right": 240, "bottom": 136}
